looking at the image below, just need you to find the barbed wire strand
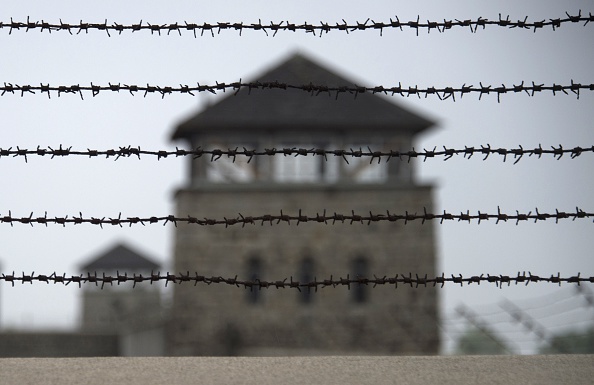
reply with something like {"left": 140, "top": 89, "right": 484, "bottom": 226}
{"left": 1, "top": 208, "right": 592, "bottom": 228}
{"left": 0, "top": 271, "right": 591, "bottom": 289}
{"left": 0, "top": 81, "right": 591, "bottom": 102}
{"left": 2, "top": 12, "right": 592, "bottom": 37}
{"left": 2, "top": 144, "right": 593, "bottom": 164}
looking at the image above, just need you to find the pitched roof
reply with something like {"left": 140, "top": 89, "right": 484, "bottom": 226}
{"left": 172, "top": 53, "right": 434, "bottom": 140}
{"left": 80, "top": 243, "right": 160, "bottom": 272}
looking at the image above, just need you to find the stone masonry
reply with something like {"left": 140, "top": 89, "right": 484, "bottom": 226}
{"left": 167, "top": 53, "right": 439, "bottom": 355}
{"left": 168, "top": 184, "right": 438, "bottom": 355}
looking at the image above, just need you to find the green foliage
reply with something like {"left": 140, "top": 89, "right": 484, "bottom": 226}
{"left": 539, "top": 326, "right": 594, "bottom": 354}
{"left": 455, "top": 327, "right": 511, "bottom": 355}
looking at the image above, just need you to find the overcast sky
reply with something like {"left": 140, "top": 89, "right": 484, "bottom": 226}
{"left": 0, "top": 0, "right": 593, "bottom": 354}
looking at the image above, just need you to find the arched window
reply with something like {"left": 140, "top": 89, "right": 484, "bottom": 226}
{"left": 352, "top": 256, "right": 369, "bottom": 303}
{"left": 246, "top": 257, "right": 262, "bottom": 304}
{"left": 299, "top": 257, "right": 315, "bottom": 304}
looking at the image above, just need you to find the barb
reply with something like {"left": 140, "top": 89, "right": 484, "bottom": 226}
{"left": 2, "top": 12, "right": 592, "bottom": 37}
{"left": 1, "top": 208, "right": 592, "bottom": 228}
{"left": 0, "top": 271, "right": 591, "bottom": 289}
{"left": 0, "top": 81, "right": 591, "bottom": 102}
{"left": 1, "top": 144, "right": 592, "bottom": 164}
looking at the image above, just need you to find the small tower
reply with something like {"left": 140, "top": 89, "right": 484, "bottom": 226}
{"left": 80, "top": 243, "right": 161, "bottom": 334}
{"left": 168, "top": 53, "right": 439, "bottom": 355}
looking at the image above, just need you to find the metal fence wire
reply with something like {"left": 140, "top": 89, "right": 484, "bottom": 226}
{"left": 0, "top": 11, "right": 592, "bottom": 303}
{"left": 2, "top": 11, "right": 592, "bottom": 37}
{"left": 0, "top": 80, "right": 591, "bottom": 102}
{"left": 0, "top": 271, "right": 591, "bottom": 290}
{"left": 1, "top": 208, "right": 592, "bottom": 228}
{"left": 1, "top": 144, "right": 593, "bottom": 163}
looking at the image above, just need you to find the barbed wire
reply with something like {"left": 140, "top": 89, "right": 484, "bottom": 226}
{"left": 1, "top": 144, "right": 592, "bottom": 164}
{"left": 0, "top": 80, "right": 591, "bottom": 102}
{"left": 1, "top": 208, "right": 592, "bottom": 228}
{"left": 2, "top": 12, "right": 592, "bottom": 37}
{"left": 0, "top": 271, "right": 591, "bottom": 289}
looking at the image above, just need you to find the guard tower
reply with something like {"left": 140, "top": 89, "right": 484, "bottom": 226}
{"left": 80, "top": 243, "right": 161, "bottom": 334}
{"left": 168, "top": 53, "right": 439, "bottom": 355}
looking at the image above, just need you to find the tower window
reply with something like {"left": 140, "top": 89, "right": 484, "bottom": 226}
{"left": 204, "top": 142, "right": 257, "bottom": 183}
{"left": 352, "top": 257, "right": 369, "bottom": 303}
{"left": 273, "top": 143, "right": 321, "bottom": 182}
{"left": 246, "top": 257, "right": 263, "bottom": 304}
{"left": 343, "top": 144, "right": 387, "bottom": 183}
{"left": 299, "top": 257, "right": 315, "bottom": 304}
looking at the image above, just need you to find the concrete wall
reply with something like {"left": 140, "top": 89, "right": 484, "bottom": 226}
{"left": 2, "top": 356, "right": 592, "bottom": 385}
{"left": 168, "top": 183, "right": 439, "bottom": 355}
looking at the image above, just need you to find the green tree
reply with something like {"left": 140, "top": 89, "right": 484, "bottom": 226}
{"left": 455, "top": 326, "right": 512, "bottom": 355}
{"left": 539, "top": 326, "right": 594, "bottom": 354}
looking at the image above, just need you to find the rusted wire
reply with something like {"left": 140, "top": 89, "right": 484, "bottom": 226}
{"left": 1, "top": 208, "right": 592, "bottom": 228}
{"left": 0, "top": 271, "right": 590, "bottom": 289}
{"left": 0, "top": 80, "right": 591, "bottom": 102}
{"left": 2, "top": 144, "right": 593, "bottom": 164}
{"left": 4, "top": 144, "right": 594, "bottom": 164}
{"left": 2, "top": 12, "right": 592, "bottom": 37}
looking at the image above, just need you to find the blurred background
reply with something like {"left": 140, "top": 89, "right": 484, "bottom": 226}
{"left": 0, "top": 0, "right": 593, "bottom": 355}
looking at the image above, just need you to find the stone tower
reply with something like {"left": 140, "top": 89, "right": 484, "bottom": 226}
{"left": 168, "top": 53, "right": 439, "bottom": 355}
{"left": 80, "top": 243, "right": 164, "bottom": 355}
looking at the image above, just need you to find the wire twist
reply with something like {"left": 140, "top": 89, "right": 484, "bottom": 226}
{"left": 0, "top": 81, "right": 591, "bottom": 102}
{"left": 2, "top": 12, "right": 592, "bottom": 37}
{"left": 0, "top": 271, "right": 591, "bottom": 290}
{"left": 1, "top": 144, "right": 592, "bottom": 164}
{"left": 1, "top": 208, "right": 592, "bottom": 228}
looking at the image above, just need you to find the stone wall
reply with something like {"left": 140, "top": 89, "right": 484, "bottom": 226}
{"left": 0, "top": 332, "right": 118, "bottom": 357}
{"left": 168, "top": 183, "right": 439, "bottom": 355}
{"left": 82, "top": 286, "right": 163, "bottom": 334}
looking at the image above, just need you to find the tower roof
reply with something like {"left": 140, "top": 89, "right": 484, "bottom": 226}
{"left": 80, "top": 243, "right": 160, "bottom": 272}
{"left": 172, "top": 53, "right": 434, "bottom": 140}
